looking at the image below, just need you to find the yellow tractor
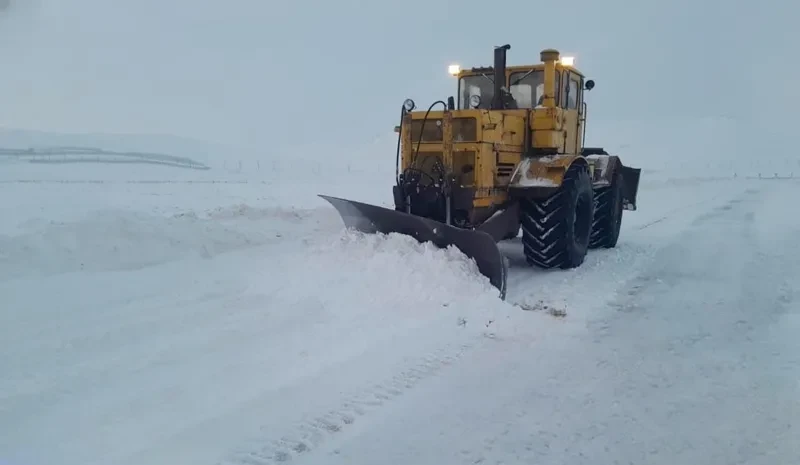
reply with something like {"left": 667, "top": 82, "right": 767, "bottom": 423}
{"left": 320, "top": 45, "right": 641, "bottom": 300}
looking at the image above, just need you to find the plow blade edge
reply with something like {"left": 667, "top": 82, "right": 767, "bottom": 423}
{"left": 319, "top": 195, "right": 508, "bottom": 300}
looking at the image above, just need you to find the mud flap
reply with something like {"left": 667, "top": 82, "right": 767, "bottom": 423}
{"left": 620, "top": 165, "right": 642, "bottom": 211}
{"left": 319, "top": 195, "right": 508, "bottom": 300}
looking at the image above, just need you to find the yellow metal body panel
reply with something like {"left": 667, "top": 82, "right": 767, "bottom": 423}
{"left": 401, "top": 109, "right": 527, "bottom": 190}
{"left": 509, "top": 154, "right": 585, "bottom": 188}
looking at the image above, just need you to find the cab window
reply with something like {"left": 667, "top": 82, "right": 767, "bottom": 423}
{"left": 458, "top": 74, "right": 494, "bottom": 109}
{"left": 509, "top": 70, "right": 543, "bottom": 108}
{"left": 564, "top": 72, "right": 580, "bottom": 110}
{"left": 509, "top": 70, "right": 564, "bottom": 108}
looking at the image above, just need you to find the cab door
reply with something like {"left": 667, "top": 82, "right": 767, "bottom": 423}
{"left": 561, "top": 71, "right": 582, "bottom": 154}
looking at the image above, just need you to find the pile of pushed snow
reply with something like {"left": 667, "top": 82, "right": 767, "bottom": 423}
{"left": 307, "top": 230, "right": 505, "bottom": 306}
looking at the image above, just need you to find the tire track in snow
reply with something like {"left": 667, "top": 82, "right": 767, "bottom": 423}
{"left": 591, "top": 185, "right": 762, "bottom": 328}
{"left": 635, "top": 185, "right": 759, "bottom": 231}
{"left": 685, "top": 186, "right": 760, "bottom": 226}
{"left": 634, "top": 187, "right": 733, "bottom": 231}
{"left": 217, "top": 340, "right": 486, "bottom": 465}
{"left": 592, "top": 186, "right": 764, "bottom": 315}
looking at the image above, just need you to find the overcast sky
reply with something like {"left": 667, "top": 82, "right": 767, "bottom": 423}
{"left": 0, "top": 0, "right": 795, "bottom": 154}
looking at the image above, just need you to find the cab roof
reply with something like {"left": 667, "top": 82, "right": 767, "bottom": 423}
{"left": 458, "top": 63, "right": 584, "bottom": 78}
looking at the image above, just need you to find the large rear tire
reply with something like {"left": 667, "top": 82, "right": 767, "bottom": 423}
{"left": 589, "top": 169, "right": 624, "bottom": 249}
{"left": 520, "top": 163, "right": 594, "bottom": 269}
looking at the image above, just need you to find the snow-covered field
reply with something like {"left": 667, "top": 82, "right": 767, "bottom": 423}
{"left": 2, "top": 144, "right": 799, "bottom": 465}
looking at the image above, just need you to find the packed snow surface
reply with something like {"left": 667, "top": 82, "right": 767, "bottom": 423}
{"left": 1, "top": 155, "right": 799, "bottom": 465}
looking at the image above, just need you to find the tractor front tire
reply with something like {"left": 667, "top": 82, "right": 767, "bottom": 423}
{"left": 589, "top": 169, "right": 624, "bottom": 249}
{"left": 520, "top": 163, "right": 594, "bottom": 269}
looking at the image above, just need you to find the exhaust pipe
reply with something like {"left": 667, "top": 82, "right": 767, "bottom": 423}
{"left": 491, "top": 44, "right": 510, "bottom": 110}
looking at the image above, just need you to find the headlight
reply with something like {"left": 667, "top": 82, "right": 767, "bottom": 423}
{"left": 469, "top": 94, "right": 481, "bottom": 108}
{"left": 403, "top": 98, "right": 415, "bottom": 111}
{"left": 560, "top": 56, "right": 575, "bottom": 66}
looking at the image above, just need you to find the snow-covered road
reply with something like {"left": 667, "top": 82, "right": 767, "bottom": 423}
{"left": 2, "top": 171, "right": 799, "bottom": 465}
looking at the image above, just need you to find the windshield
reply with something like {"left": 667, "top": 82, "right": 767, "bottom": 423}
{"left": 459, "top": 70, "right": 548, "bottom": 109}
{"left": 458, "top": 74, "right": 494, "bottom": 109}
{"left": 509, "top": 70, "right": 545, "bottom": 108}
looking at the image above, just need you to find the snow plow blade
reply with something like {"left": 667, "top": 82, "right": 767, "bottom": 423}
{"left": 319, "top": 194, "right": 508, "bottom": 300}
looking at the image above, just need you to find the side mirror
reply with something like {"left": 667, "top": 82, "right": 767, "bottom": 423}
{"left": 447, "top": 96, "right": 455, "bottom": 110}
{"left": 585, "top": 79, "right": 595, "bottom": 91}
